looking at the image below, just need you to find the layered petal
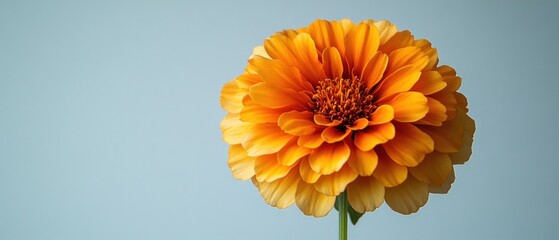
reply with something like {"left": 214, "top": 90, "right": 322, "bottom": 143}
{"left": 420, "top": 109, "right": 466, "bottom": 153}
{"left": 255, "top": 167, "right": 300, "bottom": 208}
{"left": 386, "top": 46, "right": 429, "bottom": 74}
{"left": 347, "top": 118, "right": 369, "bottom": 130}
{"left": 251, "top": 56, "right": 312, "bottom": 92}
{"left": 264, "top": 33, "right": 325, "bottom": 85}
{"left": 307, "top": 19, "right": 346, "bottom": 56}
{"left": 373, "top": 20, "right": 398, "bottom": 44}
{"left": 378, "top": 30, "right": 414, "bottom": 54}
{"left": 449, "top": 113, "right": 475, "bottom": 164}
{"left": 254, "top": 154, "right": 295, "bottom": 182}
{"left": 296, "top": 181, "right": 336, "bottom": 217}
{"left": 228, "top": 144, "right": 255, "bottom": 180}
{"left": 278, "top": 111, "right": 316, "bottom": 136}
{"left": 385, "top": 176, "right": 429, "bottom": 215}
{"left": 249, "top": 82, "right": 310, "bottom": 110}
{"left": 411, "top": 71, "right": 447, "bottom": 95}
{"left": 308, "top": 141, "right": 351, "bottom": 175}
{"left": 386, "top": 91, "right": 429, "bottom": 123}
{"left": 321, "top": 126, "right": 351, "bottom": 143}
{"left": 322, "top": 47, "right": 344, "bottom": 79}
{"left": 347, "top": 176, "right": 385, "bottom": 213}
{"left": 347, "top": 142, "right": 378, "bottom": 176}
{"left": 383, "top": 123, "right": 434, "bottom": 167}
{"left": 416, "top": 97, "right": 447, "bottom": 126}
{"left": 354, "top": 123, "right": 395, "bottom": 151}
{"left": 243, "top": 123, "right": 294, "bottom": 157}
{"left": 299, "top": 156, "right": 321, "bottom": 184}
{"left": 344, "top": 22, "right": 380, "bottom": 74}
{"left": 375, "top": 65, "right": 422, "bottom": 99}
{"left": 361, "top": 51, "right": 388, "bottom": 90}
{"left": 277, "top": 139, "right": 311, "bottom": 166}
{"left": 221, "top": 113, "right": 253, "bottom": 145}
{"left": 314, "top": 164, "right": 358, "bottom": 196}
{"left": 240, "top": 96, "right": 285, "bottom": 123}
{"left": 373, "top": 148, "right": 408, "bottom": 187}
{"left": 220, "top": 79, "right": 246, "bottom": 113}
{"left": 369, "top": 105, "right": 394, "bottom": 125}
{"left": 428, "top": 167, "right": 455, "bottom": 194}
{"left": 410, "top": 151, "right": 453, "bottom": 186}
{"left": 297, "top": 132, "right": 325, "bottom": 149}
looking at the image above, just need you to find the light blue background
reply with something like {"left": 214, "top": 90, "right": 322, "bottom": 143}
{"left": 1, "top": 0, "right": 558, "bottom": 239}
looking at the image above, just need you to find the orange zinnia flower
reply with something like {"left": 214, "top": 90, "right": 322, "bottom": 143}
{"left": 220, "top": 19, "right": 475, "bottom": 218}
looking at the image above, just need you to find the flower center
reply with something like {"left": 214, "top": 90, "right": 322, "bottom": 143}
{"left": 311, "top": 77, "right": 376, "bottom": 127}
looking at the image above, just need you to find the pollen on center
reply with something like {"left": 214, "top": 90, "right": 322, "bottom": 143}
{"left": 311, "top": 77, "right": 376, "bottom": 127}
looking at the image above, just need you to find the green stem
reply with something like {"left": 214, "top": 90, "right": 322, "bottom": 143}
{"left": 337, "top": 192, "right": 348, "bottom": 240}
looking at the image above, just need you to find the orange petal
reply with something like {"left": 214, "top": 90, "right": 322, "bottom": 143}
{"left": 249, "top": 45, "right": 270, "bottom": 59}
{"left": 375, "top": 65, "right": 422, "bottom": 99}
{"left": 314, "top": 164, "right": 358, "bottom": 196}
{"left": 386, "top": 46, "right": 429, "bottom": 75}
{"left": 373, "top": 20, "right": 398, "bottom": 44}
{"left": 361, "top": 51, "right": 388, "bottom": 90}
{"left": 299, "top": 156, "right": 321, "bottom": 184}
{"left": 386, "top": 91, "right": 429, "bottom": 123}
{"left": 220, "top": 79, "right": 247, "bottom": 113}
{"left": 314, "top": 114, "right": 342, "bottom": 126}
{"left": 385, "top": 176, "right": 429, "bottom": 215}
{"left": 449, "top": 113, "right": 475, "bottom": 164}
{"left": 455, "top": 92, "right": 469, "bottom": 111}
{"left": 420, "top": 109, "right": 466, "bottom": 153}
{"left": 235, "top": 73, "right": 261, "bottom": 89}
{"left": 322, "top": 47, "right": 344, "bottom": 79}
{"left": 445, "top": 76, "right": 462, "bottom": 93}
{"left": 228, "top": 144, "right": 255, "bottom": 180}
{"left": 347, "top": 176, "right": 385, "bottom": 213}
{"left": 428, "top": 167, "right": 455, "bottom": 194}
{"left": 383, "top": 123, "right": 434, "bottom": 167}
{"left": 297, "top": 132, "right": 325, "bottom": 149}
{"left": 251, "top": 56, "right": 312, "bottom": 92}
{"left": 249, "top": 82, "right": 309, "bottom": 110}
{"left": 255, "top": 167, "right": 300, "bottom": 209}
{"left": 378, "top": 30, "right": 414, "bottom": 54}
{"left": 264, "top": 33, "right": 325, "bottom": 85}
{"left": 242, "top": 123, "right": 294, "bottom": 157}
{"left": 410, "top": 151, "right": 452, "bottom": 186}
{"left": 369, "top": 105, "right": 394, "bottom": 125}
{"left": 321, "top": 126, "right": 351, "bottom": 143}
{"left": 344, "top": 22, "right": 380, "bottom": 74}
{"left": 295, "top": 181, "right": 336, "bottom": 217}
{"left": 278, "top": 110, "right": 316, "bottom": 136}
{"left": 353, "top": 123, "right": 395, "bottom": 151}
{"left": 411, "top": 71, "right": 447, "bottom": 95}
{"left": 254, "top": 154, "right": 295, "bottom": 182}
{"left": 416, "top": 97, "right": 447, "bottom": 126}
{"left": 347, "top": 143, "right": 378, "bottom": 176}
{"left": 430, "top": 90, "right": 457, "bottom": 121}
{"left": 221, "top": 113, "right": 253, "bottom": 145}
{"left": 307, "top": 19, "right": 346, "bottom": 55}
{"left": 308, "top": 141, "right": 350, "bottom": 175}
{"left": 347, "top": 118, "right": 369, "bottom": 130}
{"left": 291, "top": 33, "right": 327, "bottom": 84}
{"left": 277, "top": 139, "right": 311, "bottom": 166}
{"left": 339, "top": 18, "right": 355, "bottom": 35}
{"left": 412, "top": 39, "right": 438, "bottom": 70}
{"left": 240, "top": 96, "right": 284, "bottom": 123}
{"left": 437, "top": 65, "right": 462, "bottom": 93}
{"left": 373, "top": 148, "right": 408, "bottom": 187}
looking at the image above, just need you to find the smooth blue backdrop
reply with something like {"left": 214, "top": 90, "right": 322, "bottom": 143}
{"left": 1, "top": 0, "right": 558, "bottom": 239}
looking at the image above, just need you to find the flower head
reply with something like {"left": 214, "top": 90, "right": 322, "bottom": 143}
{"left": 220, "top": 19, "right": 475, "bottom": 217}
